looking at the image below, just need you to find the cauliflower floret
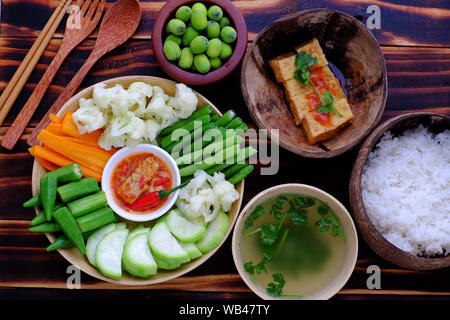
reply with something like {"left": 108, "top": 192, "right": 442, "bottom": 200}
{"left": 177, "top": 170, "right": 238, "bottom": 222}
{"left": 127, "top": 82, "right": 153, "bottom": 117}
{"left": 98, "top": 125, "right": 126, "bottom": 150}
{"left": 173, "top": 83, "right": 198, "bottom": 119}
{"left": 93, "top": 83, "right": 133, "bottom": 115}
{"left": 143, "top": 119, "right": 161, "bottom": 144}
{"left": 72, "top": 99, "right": 107, "bottom": 134}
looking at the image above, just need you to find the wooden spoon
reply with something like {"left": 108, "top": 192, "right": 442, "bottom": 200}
{"left": 1, "top": 0, "right": 106, "bottom": 150}
{"left": 27, "top": 0, "right": 142, "bottom": 147}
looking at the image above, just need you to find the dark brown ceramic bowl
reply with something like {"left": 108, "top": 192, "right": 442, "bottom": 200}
{"left": 153, "top": 0, "right": 248, "bottom": 86}
{"left": 241, "top": 9, "right": 388, "bottom": 158}
{"left": 350, "top": 112, "right": 450, "bottom": 270}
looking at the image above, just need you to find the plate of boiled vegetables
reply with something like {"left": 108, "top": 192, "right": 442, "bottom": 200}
{"left": 27, "top": 75, "right": 254, "bottom": 284}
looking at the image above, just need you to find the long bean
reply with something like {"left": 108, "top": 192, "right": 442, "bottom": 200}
{"left": 160, "top": 105, "right": 212, "bottom": 136}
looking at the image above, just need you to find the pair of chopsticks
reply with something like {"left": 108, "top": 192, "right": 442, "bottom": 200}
{"left": 0, "top": 0, "right": 72, "bottom": 127}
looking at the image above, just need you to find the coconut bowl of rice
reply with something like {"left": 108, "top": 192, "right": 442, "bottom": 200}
{"left": 349, "top": 112, "right": 450, "bottom": 270}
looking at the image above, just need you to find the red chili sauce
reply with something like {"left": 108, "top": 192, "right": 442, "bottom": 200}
{"left": 305, "top": 67, "right": 338, "bottom": 128}
{"left": 111, "top": 153, "right": 173, "bottom": 214}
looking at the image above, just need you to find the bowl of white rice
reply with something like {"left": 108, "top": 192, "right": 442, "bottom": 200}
{"left": 350, "top": 112, "right": 450, "bottom": 270}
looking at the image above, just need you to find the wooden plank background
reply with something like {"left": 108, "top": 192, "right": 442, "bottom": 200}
{"left": 0, "top": 0, "right": 449, "bottom": 300}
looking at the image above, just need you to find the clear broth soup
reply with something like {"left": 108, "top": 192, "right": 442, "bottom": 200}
{"left": 239, "top": 193, "right": 347, "bottom": 298}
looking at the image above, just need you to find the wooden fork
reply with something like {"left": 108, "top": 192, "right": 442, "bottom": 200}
{"left": 1, "top": 0, "right": 106, "bottom": 150}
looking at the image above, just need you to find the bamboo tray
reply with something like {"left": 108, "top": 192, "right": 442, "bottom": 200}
{"left": 31, "top": 75, "right": 245, "bottom": 285}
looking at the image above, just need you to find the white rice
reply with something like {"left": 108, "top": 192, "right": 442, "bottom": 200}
{"left": 361, "top": 125, "right": 450, "bottom": 257}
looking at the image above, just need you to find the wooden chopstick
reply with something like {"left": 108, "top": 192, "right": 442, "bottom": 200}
{"left": 0, "top": 0, "right": 72, "bottom": 127}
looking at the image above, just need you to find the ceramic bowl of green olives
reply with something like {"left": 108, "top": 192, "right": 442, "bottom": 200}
{"left": 153, "top": 0, "right": 248, "bottom": 85}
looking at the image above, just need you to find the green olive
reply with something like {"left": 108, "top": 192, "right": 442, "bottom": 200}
{"left": 220, "top": 26, "right": 237, "bottom": 43}
{"left": 219, "top": 42, "right": 232, "bottom": 60}
{"left": 210, "top": 57, "right": 222, "bottom": 69}
{"left": 191, "top": 10, "right": 208, "bottom": 31}
{"left": 206, "top": 38, "right": 222, "bottom": 58}
{"left": 175, "top": 5, "right": 192, "bottom": 22}
{"left": 163, "top": 40, "right": 181, "bottom": 61}
{"left": 166, "top": 18, "right": 186, "bottom": 36}
{"left": 206, "top": 20, "right": 220, "bottom": 39}
{"left": 191, "top": 2, "right": 207, "bottom": 15}
{"left": 218, "top": 17, "right": 231, "bottom": 29}
{"left": 182, "top": 26, "right": 199, "bottom": 46}
{"left": 207, "top": 5, "right": 223, "bottom": 21}
{"left": 194, "top": 54, "right": 211, "bottom": 74}
{"left": 190, "top": 35, "right": 209, "bottom": 54}
{"left": 178, "top": 47, "right": 194, "bottom": 70}
{"left": 165, "top": 34, "right": 181, "bottom": 46}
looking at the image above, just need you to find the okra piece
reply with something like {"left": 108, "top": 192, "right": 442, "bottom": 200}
{"left": 160, "top": 105, "right": 213, "bottom": 136}
{"left": 223, "top": 163, "right": 248, "bottom": 179}
{"left": 224, "top": 117, "right": 243, "bottom": 129}
{"left": 159, "top": 114, "right": 211, "bottom": 148}
{"left": 46, "top": 232, "right": 91, "bottom": 252}
{"left": 30, "top": 202, "right": 64, "bottom": 226}
{"left": 53, "top": 207, "right": 86, "bottom": 255}
{"left": 47, "top": 163, "right": 83, "bottom": 184}
{"left": 23, "top": 194, "right": 41, "bottom": 208}
{"left": 41, "top": 174, "right": 58, "bottom": 221}
{"left": 76, "top": 207, "right": 117, "bottom": 234}
{"left": 28, "top": 221, "right": 61, "bottom": 233}
{"left": 228, "top": 164, "right": 254, "bottom": 184}
{"left": 67, "top": 191, "right": 107, "bottom": 218}
{"left": 214, "top": 110, "right": 236, "bottom": 127}
{"left": 57, "top": 177, "right": 99, "bottom": 203}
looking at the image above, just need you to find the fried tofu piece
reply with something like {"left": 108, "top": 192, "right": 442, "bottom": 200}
{"left": 295, "top": 38, "right": 328, "bottom": 68}
{"left": 268, "top": 52, "right": 297, "bottom": 83}
{"left": 301, "top": 98, "right": 354, "bottom": 145}
{"left": 288, "top": 96, "right": 309, "bottom": 125}
{"left": 283, "top": 78, "right": 313, "bottom": 102}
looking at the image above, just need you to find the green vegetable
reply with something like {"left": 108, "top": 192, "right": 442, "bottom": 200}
{"left": 220, "top": 26, "right": 237, "bottom": 43}
{"left": 182, "top": 26, "right": 199, "bottom": 46}
{"left": 76, "top": 207, "right": 117, "bottom": 234}
{"left": 195, "top": 211, "right": 229, "bottom": 254}
{"left": 190, "top": 35, "right": 209, "bottom": 54}
{"left": 29, "top": 202, "right": 64, "bottom": 226}
{"left": 57, "top": 177, "right": 100, "bottom": 203}
{"left": 192, "top": 2, "right": 207, "bottom": 15}
{"left": 294, "top": 51, "right": 342, "bottom": 117}
{"left": 46, "top": 232, "right": 91, "bottom": 252}
{"left": 210, "top": 114, "right": 220, "bottom": 122}
{"left": 149, "top": 221, "right": 190, "bottom": 265}
{"left": 225, "top": 116, "right": 243, "bottom": 129}
{"left": 178, "top": 47, "right": 194, "bottom": 69}
{"left": 206, "top": 38, "right": 222, "bottom": 58}
{"left": 159, "top": 113, "right": 210, "bottom": 148}
{"left": 266, "top": 273, "right": 285, "bottom": 297}
{"left": 223, "top": 163, "right": 247, "bottom": 179}
{"left": 207, "top": 5, "right": 223, "bottom": 21}
{"left": 210, "top": 57, "right": 222, "bottom": 69}
{"left": 28, "top": 221, "right": 61, "bottom": 233}
{"left": 86, "top": 223, "right": 118, "bottom": 266}
{"left": 175, "top": 5, "right": 192, "bottom": 22}
{"left": 191, "top": 9, "right": 208, "bottom": 31}
{"left": 163, "top": 39, "right": 181, "bottom": 61}
{"left": 214, "top": 109, "right": 236, "bottom": 127}
{"left": 218, "top": 17, "right": 231, "bottom": 29}
{"left": 23, "top": 194, "right": 41, "bottom": 208}
{"left": 160, "top": 105, "right": 212, "bottom": 136}
{"left": 123, "top": 231, "right": 157, "bottom": 278}
{"left": 219, "top": 42, "right": 233, "bottom": 59}
{"left": 166, "top": 18, "right": 186, "bottom": 36}
{"left": 96, "top": 228, "right": 129, "bottom": 280}
{"left": 165, "top": 34, "right": 181, "bottom": 46}
{"left": 52, "top": 207, "right": 86, "bottom": 254}
{"left": 193, "top": 54, "right": 211, "bottom": 74}
{"left": 40, "top": 174, "right": 57, "bottom": 221}
{"left": 206, "top": 21, "right": 220, "bottom": 39}
{"left": 47, "top": 163, "right": 83, "bottom": 184}
{"left": 67, "top": 191, "right": 107, "bottom": 218}
{"left": 205, "top": 163, "right": 232, "bottom": 175}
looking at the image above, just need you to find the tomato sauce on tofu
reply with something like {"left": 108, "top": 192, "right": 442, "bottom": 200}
{"left": 111, "top": 153, "right": 173, "bottom": 213}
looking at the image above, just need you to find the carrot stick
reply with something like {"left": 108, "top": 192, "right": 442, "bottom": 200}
{"left": 49, "top": 113, "right": 62, "bottom": 124}
{"left": 46, "top": 123, "right": 68, "bottom": 136}
{"left": 61, "top": 111, "right": 103, "bottom": 142}
{"left": 36, "top": 156, "right": 60, "bottom": 171}
{"left": 30, "top": 145, "right": 102, "bottom": 182}
{"left": 37, "top": 129, "right": 111, "bottom": 173}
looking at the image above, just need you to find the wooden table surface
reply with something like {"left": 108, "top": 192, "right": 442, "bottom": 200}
{"left": 0, "top": 0, "right": 449, "bottom": 301}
